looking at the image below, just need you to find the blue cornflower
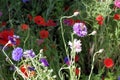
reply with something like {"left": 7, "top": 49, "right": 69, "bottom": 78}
{"left": 23, "top": 50, "right": 35, "bottom": 58}
{"left": 8, "top": 35, "right": 19, "bottom": 45}
{"left": 22, "top": 0, "right": 30, "bottom": 3}
{"left": 64, "top": 57, "right": 70, "bottom": 65}
{"left": 39, "top": 58, "right": 49, "bottom": 67}
{"left": 118, "top": 76, "right": 120, "bottom": 80}
{"left": 12, "top": 47, "right": 23, "bottom": 61}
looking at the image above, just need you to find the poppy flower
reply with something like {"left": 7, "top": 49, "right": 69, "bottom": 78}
{"left": 20, "top": 65, "right": 35, "bottom": 78}
{"left": 75, "top": 55, "right": 79, "bottom": 62}
{"left": 114, "top": 14, "right": 120, "bottom": 20}
{"left": 98, "top": 21, "right": 103, "bottom": 26}
{"left": 74, "top": 68, "right": 80, "bottom": 76}
{"left": 46, "top": 19, "right": 56, "bottom": 27}
{"left": 96, "top": 15, "right": 104, "bottom": 25}
{"left": 104, "top": 58, "right": 114, "bottom": 68}
{"left": 0, "top": 29, "right": 20, "bottom": 46}
{"left": 39, "top": 30, "right": 49, "bottom": 39}
{"left": 21, "top": 24, "right": 29, "bottom": 30}
{"left": 34, "top": 16, "right": 46, "bottom": 26}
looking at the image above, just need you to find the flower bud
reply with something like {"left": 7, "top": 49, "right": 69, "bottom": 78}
{"left": 89, "top": 30, "right": 97, "bottom": 35}
{"left": 73, "top": 11, "right": 79, "bottom": 16}
{"left": 98, "top": 49, "right": 104, "bottom": 53}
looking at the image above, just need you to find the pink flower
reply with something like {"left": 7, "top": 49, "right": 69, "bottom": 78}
{"left": 68, "top": 39, "right": 82, "bottom": 53}
{"left": 114, "top": 0, "right": 120, "bottom": 8}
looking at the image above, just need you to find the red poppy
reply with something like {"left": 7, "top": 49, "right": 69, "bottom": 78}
{"left": 96, "top": 15, "right": 104, "bottom": 22}
{"left": 96, "top": 15, "right": 104, "bottom": 25}
{"left": 20, "top": 65, "right": 28, "bottom": 77}
{"left": 98, "top": 21, "right": 103, "bottom": 26}
{"left": 104, "top": 58, "right": 114, "bottom": 68}
{"left": 0, "top": 29, "right": 20, "bottom": 46}
{"left": 75, "top": 55, "right": 79, "bottom": 62}
{"left": 46, "top": 19, "right": 56, "bottom": 27}
{"left": 39, "top": 30, "right": 49, "bottom": 39}
{"left": 75, "top": 68, "right": 80, "bottom": 76}
{"left": 114, "top": 14, "right": 120, "bottom": 20}
{"left": 20, "top": 65, "right": 35, "bottom": 78}
{"left": 21, "top": 24, "right": 29, "bottom": 30}
{"left": 34, "top": 16, "right": 46, "bottom": 26}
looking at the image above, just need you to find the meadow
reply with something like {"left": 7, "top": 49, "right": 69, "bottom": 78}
{"left": 0, "top": 0, "right": 120, "bottom": 80}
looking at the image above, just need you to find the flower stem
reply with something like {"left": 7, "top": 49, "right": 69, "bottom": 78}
{"left": 60, "top": 15, "right": 74, "bottom": 56}
{"left": 88, "top": 51, "right": 99, "bottom": 80}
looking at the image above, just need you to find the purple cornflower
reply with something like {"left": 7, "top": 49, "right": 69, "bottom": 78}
{"left": 8, "top": 35, "right": 19, "bottom": 45}
{"left": 118, "top": 76, "right": 120, "bottom": 80}
{"left": 22, "top": 0, "right": 30, "bottom": 3}
{"left": 73, "top": 23, "right": 87, "bottom": 37}
{"left": 64, "top": 57, "right": 70, "bottom": 65}
{"left": 12, "top": 47, "right": 23, "bottom": 61}
{"left": 39, "top": 58, "right": 49, "bottom": 67}
{"left": 23, "top": 50, "right": 35, "bottom": 58}
{"left": 0, "top": 11, "right": 2, "bottom": 17}
{"left": 114, "top": 0, "right": 120, "bottom": 8}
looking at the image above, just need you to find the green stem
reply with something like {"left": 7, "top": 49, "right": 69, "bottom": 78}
{"left": 60, "top": 15, "right": 74, "bottom": 56}
{"left": 2, "top": 42, "right": 26, "bottom": 79}
{"left": 88, "top": 51, "right": 99, "bottom": 80}
{"left": 23, "top": 28, "right": 30, "bottom": 49}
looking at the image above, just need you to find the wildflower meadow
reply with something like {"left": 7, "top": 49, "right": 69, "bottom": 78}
{"left": 0, "top": 0, "right": 120, "bottom": 80}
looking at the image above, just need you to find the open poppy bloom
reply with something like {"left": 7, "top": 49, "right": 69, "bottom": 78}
{"left": 46, "top": 19, "right": 56, "bottom": 27}
{"left": 114, "top": 14, "right": 120, "bottom": 20}
{"left": 74, "top": 68, "right": 80, "bottom": 76}
{"left": 21, "top": 24, "right": 29, "bottom": 30}
{"left": 104, "top": 58, "right": 114, "bottom": 68}
{"left": 0, "top": 29, "right": 20, "bottom": 46}
{"left": 39, "top": 30, "right": 49, "bottom": 39}
{"left": 34, "top": 16, "right": 46, "bottom": 26}
{"left": 20, "top": 65, "right": 35, "bottom": 78}
{"left": 96, "top": 15, "right": 104, "bottom": 25}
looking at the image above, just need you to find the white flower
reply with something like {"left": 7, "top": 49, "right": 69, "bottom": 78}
{"left": 68, "top": 39, "right": 82, "bottom": 53}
